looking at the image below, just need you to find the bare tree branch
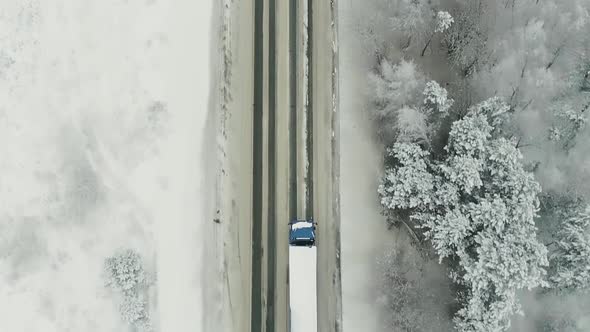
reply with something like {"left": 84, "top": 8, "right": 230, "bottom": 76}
{"left": 546, "top": 45, "right": 564, "bottom": 70}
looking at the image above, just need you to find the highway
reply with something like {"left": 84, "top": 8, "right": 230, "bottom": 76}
{"left": 217, "top": 0, "right": 340, "bottom": 331}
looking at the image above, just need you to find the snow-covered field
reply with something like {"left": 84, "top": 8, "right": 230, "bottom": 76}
{"left": 0, "top": 1, "right": 214, "bottom": 331}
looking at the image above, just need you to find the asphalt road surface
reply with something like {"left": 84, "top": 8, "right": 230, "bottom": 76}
{"left": 218, "top": 0, "right": 340, "bottom": 331}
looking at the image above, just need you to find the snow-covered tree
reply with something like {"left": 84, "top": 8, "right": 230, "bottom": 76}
{"left": 104, "top": 249, "right": 148, "bottom": 294}
{"left": 444, "top": 2, "right": 489, "bottom": 76}
{"left": 368, "top": 59, "right": 426, "bottom": 143}
{"left": 369, "top": 60, "right": 426, "bottom": 117}
{"left": 355, "top": 8, "right": 392, "bottom": 60}
{"left": 391, "top": 0, "right": 432, "bottom": 50}
{"left": 369, "top": 66, "right": 453, "bottom": 145}
{"left": 120, "top": 295, "right": 153, "bottom": 332}
{"left": 104, "top": 249, "right": 153, "bottom": 332}
{"left": 396, "top": 106, "right": 429, "bottom": 143}
{"left": 536, "top": 191, "right": 584, "bottom": 250}
{"left": 379, "top": 97, "right": 548, "bottom": 331}
{"left": 548, "top": 59, "right": 590, "bottom": 151}
{"left": 421, "top": 11, "right": 454, "bottom": 56}
{"left": 550, "top": 206, "right": 590, "bottom": 292}
{"left": 435, "top": 11, "right": 454, "bottom": 33}
{"left": 420, "top": 81, "right": 454, "bottom": 148}
{"left": 355, "top": 0, "right": 433, "bottom": 59}
{"left": 548, "top": 108, "right": 588, "bottom": 150}
{"left": 466, "top": 97, "right": 512, "bottom": 134}
{"left": 379, "top": 142, "right": 434, "bottom": 211}
{"left": 423, "top": 80, "right": 454, "bottom": 116}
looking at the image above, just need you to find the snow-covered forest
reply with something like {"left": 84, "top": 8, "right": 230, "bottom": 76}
{"left": 346, "top": 0, "right": 590, "bottom": 330}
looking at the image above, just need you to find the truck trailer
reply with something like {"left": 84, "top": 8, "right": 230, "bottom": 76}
{"left": 288, "top": 219, "right": 317, "bottom": 332}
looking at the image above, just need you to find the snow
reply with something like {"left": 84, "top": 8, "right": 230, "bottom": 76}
{"left": 153, "top": 1, "right": 213, "bottom": 331}
{"left": 289, "top": 247, "right": 318, "bottom": 332}
{"left": 0, "top": 1, "right": 214, "bottom": 331}
{"left": 339, "top": 3, "right": 392, "bottom": 331}
{"left": 291, "top": 221, "right": 314, "bottom": 230}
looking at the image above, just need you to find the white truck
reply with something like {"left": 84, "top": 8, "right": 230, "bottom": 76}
{"left": 288, "top": 219, "right": 317, "bottom": 332}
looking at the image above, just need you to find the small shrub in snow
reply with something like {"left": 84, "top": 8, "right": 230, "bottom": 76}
{"left": 104, "top": 249, "right": 153, "bottom": 331}
{"left": 120, "top": 295, "right": 153, "bottom": 331}
{"left": 104, "top": 249, "right": 147, "bottom": 294}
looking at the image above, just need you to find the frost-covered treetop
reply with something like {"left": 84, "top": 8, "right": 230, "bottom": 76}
{"left": 379, "top": 97, "right": 548, "bottom": 331}
{"left": 435, "top": 11, "right": 454, "bottom": 33}
{"left": 423, "top": 80, "right": 454, "bottom": 115}
{"left": 104, "top": 249, "right": 153, "bottom": 331}
{"left": 369, "top": 59, "right": 424, "bottom": 114}
{"left": 378, "top": 143, "right": 434, "bottom": 210}
{"left": 446, "top": 114, "right": 491, "bottom": 157}
{"left": 467, "top": 97, "right": 512, "bottom": 132}
{"left": 104, "top": 249, "right": 148, "bottom": 293}
{"left": 369, "top": 61, "right": 457, "bottom": 146}
{"left": 367, "top": 59, "right": 429, "bottom": 144}
{"left": 396, "top": 105, "right": 428, "bottom": 144}
{"left": 468, "top": 97, "right": 510, "bottom": 119}
{"left": 551, "top": 206, "right": 590, "bottom": 292}
{"left": 395, "top": 0, "right": 426, "bottom": 34}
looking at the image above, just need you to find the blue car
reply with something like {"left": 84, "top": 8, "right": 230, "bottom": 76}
{"left": 289, "top": 219, "right": 316, "bottom": 247}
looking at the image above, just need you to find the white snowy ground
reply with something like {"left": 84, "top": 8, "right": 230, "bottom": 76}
{"left": 338, "top": 2, "right": 395, "bottom": 332}
{"left": 0, "top": 1, "right": 214, "bottom": 331}
{"left": 289, "top": 247, "right": 317, "bottom": 332}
